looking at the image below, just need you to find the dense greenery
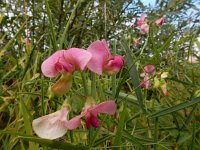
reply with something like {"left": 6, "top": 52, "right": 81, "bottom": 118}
{"left": 0, "top": 0, "right": 200, "bottom": 149}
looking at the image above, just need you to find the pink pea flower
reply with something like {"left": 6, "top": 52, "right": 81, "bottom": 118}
{"left": 87, "top": 39, "right": 124, "bottom": 75}
{"left": 140, "top": 65, "right": 156, "bottom": 89}
{"left": 140, "top": 76, "right": 150, "bottom": 89}
{"left": 42, "top": 49, "right": 92, "bottom": 77}
{"left": 144, "top": 65, "right": 156, "bottom": 75}
{"left": 32, "top": 106, "right": 70, "bottom": 139}
{"left": 140, "top": 23, "right": 149, "bottom": 34}
{"left": 155, "top": 16, "right": 164, "bottom": 28}
{"left": 41, "top": 49, "right": 92, "bottom": 95}
{"left": 65, "top": 100, "right": 117, "bottom": 129}
{"left": 135, "top": 13, "right": 149, "bottom": 34}
{"left": 136, "top": 13, "right": 145, "bottom": 27}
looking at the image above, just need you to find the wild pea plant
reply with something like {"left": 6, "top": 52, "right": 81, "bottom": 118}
{"left": 0, "top": 0, "right": 200, "bottom": 150}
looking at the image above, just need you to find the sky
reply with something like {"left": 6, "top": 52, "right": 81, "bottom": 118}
{"left": 141, "top": 0, "right": 156, "bottom": 6}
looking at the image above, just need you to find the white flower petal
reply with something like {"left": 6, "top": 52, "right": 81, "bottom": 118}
{"left": 32, "top": 107, "right": 69, "bottom": 139}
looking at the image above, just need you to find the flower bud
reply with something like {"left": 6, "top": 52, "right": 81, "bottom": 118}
{"left": 104, "top": 56, "right": 125, "bottom": 75}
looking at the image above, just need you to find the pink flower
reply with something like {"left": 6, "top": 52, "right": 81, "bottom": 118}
{"left": 32, "top": 106, "right": 70, "bottom": 139}
{"left": 144, "top": 65, "right": 156, "bottom": 75}
{"left": 155, "top": 16, "right": 164, "bottom": 28}
{"left": 140, "top": 76, "right": 150, "bottom": 89}
{"left": 87, "top": 39, "right": 124, "bottom": 75}
{"left": 135, "top": 13, "right": 149, "bottom": 34}
{"left": 42, "top": 49, "right": 92, "bottom": 78}
{"left": 140, "top": 23, "right": 149, "bottom": 34}
{"left": 41, "top": 48, "right": 92, "bottom": 95}
{"left": 65, "top": 100, "right": 117, "bottom": 129}
{"left": 140, "top": 65, "right": 156, "bottom": 89}
{"left": 136, "top": 13, "right": 145, "bottom": 27}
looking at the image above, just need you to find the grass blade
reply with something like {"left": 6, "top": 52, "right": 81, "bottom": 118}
{"left": 113, "top": 104, "right": 127, "bottom": 150}
{"left": 0, "top": 21, "right": 26, "bottom": 59}
{"left": 45, "top": 0, "right": 57, "bottom": 50}
{"left": 0, "top": 131, "right": 88, "bottom": 150}
{"left": 120, "top": 40, "right": 146, "bottom": 113}
{"left": 150, "top": 97, "right": 200, "bottom": 118}
{"left": 59, "top": 0, "right": 81, "bottom": 49}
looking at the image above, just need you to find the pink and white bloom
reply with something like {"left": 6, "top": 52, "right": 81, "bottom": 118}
{"left": 32, "top": 106, "right": 70, "bottom": 139}
{"left": 155, "top": 16, "right": 164, "bottom": 28}
{"left": 41, "top": 48, "right": 92, "bottom": 95}
{"left": 87, "top": 39, "right": 124, "bottom": 75}
{"left": 136, "top": 13, "right": 145, "bottom": 27}
{"left": 65, "top": 100, "right": 117, "bottom": 129}
{"left": 140, "top": 23, "right": 149, "bottom": 34}
{"left": 140, "top": 65, "right": 156, "bottom": 89}
{"left": 136, "top": 13, "right": 149, "bottom": 34}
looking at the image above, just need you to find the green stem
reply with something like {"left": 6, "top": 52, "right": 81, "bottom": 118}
{"left": 154, "top": 117, "right": 158, "bottom": 150}
{"left": 45, "top": 0, "right": 57, "bottom": 51}
{"left": 112, "top": 40, "right": 117, "bottom": 98}
{"left": 81, "top": 72, "right": 88, "bottom": 96}
{"left": 91, "top": 73, "right": 96, "bottom": 99}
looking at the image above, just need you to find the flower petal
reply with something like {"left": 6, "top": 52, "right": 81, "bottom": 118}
{"left": 64, "top": 115, "right": 83, "bottom": 130}
{"left": 104, "top": 56, "right": 124, "bottom": 75}
{"left": 64, "top": 48, "right": 92, "bottom": 71}
{"left": 87, "top": 40, "right": 110, "bottom": 75}
{"left": 140, "top": 23, "right": 149, "bottom": 34}
{"left": 86, "top": 114, "right": 100, "bottom": 129}
{"left": 155, "top": 16, "right": 164, "bottom": 28}
{"left": 136, "top": 13, "right": 145, "bottom": 26}
{"left": 144, "top": 65, "right": 156, "bottom": 75}
{"left": 41, "top": 50, "right": 66, "bottom": 78}
{"left": 91, "top": 100, "right": 117, "bottom": 115}
{"left": 32, "top": 107, "right": 69, "bottom": 139}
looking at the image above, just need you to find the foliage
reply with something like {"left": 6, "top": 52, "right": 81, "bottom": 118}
{"left": 0, "top": 0, "right": 200, "bottom": 149}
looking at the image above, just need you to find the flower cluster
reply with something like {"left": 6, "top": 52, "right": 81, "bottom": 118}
{"left": 140, "top": 65, "right": 168, "bottom": 95}
{"left": 134, "top": 13, "right": 164, "bottom": 46}
{"left": 41, "top": 40, "right": 124, "bottom": 95}
{"left": 32, "top": 39, "right": 124, "bottom": 139}
{"left": 136, "top": 13, "right": 164, "bottom": 34}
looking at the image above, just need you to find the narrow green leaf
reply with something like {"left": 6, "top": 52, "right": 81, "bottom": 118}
{"left": 158, "top": 32, "right": 175, "bottom": 53}
{"left": 20, "top": 99, "right": 37, "bottom": 150}
{"left": 113, "top": 104, "right": 127, "bottom": 150}
{"left": 19, "top": 136, "right": 88, "bottom": 150}
{"left": 154, "top": 117, "right": 158, "bottom": 150}
{"left": 0, "top": 21, "right": 26, "bottom": 59}
{"left": 92, "top": 134, "right": 113, "bottom": 147}
{"left": 150, "top": 97, "right": 200, "bottom": 118}
{"left": 0, "top": 131, "right": 88, "bottom": 150}
{"left": 45, "top": 0, "right": 57, "bottom": 50}
{"left": 122, "top": 131, "right": 147, "bottom": 150}
{"left": 59, "top": 0, "right": 81, "bottom": 49}
{"left": 120, "top": 40, "right": 146, "bottom": 113}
